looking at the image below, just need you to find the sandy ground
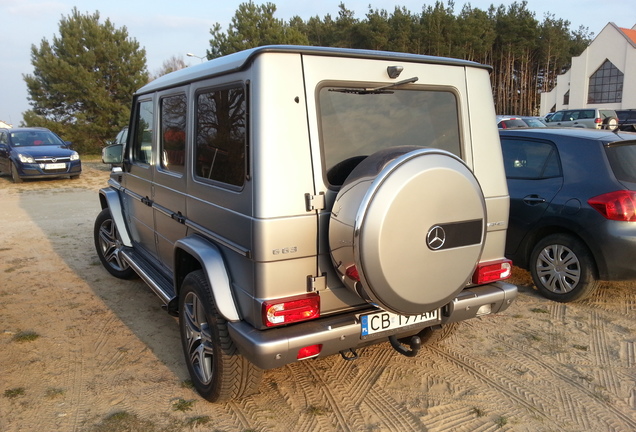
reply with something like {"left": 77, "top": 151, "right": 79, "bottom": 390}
{"left": 0, "top": 161, "right": 635, "bottom": 432}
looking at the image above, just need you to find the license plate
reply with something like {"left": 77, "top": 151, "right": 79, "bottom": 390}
{"left": 45, "top": 163, "right": 66, "bottom": 170}
{"left": 360, "top": 309, "right": 439, "bottom": 337}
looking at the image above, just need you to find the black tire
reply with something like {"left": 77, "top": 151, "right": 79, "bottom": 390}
{"left": 94, "top": 208, "right": 136, "bottom": 279}
{"left": 529, "top": 233, "right": 600, "bottom": 302}
{"left": 179, "top": 270, "right": 262, "bottom": 402}
{"left": 11, "top": 162, "right": 23, "bottom": 183}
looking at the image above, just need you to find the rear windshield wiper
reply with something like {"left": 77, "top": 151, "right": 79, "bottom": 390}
{"left": 329, "top": 77, "right": 419, "bottom": 95}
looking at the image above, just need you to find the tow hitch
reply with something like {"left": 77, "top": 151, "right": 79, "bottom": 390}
{"left": 389, "top": 334, "right": 421, "bottom": 357}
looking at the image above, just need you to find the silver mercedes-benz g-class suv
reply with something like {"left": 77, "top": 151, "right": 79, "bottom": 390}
{"left": 95, "top": 45, "right": 517, "bottom": 402}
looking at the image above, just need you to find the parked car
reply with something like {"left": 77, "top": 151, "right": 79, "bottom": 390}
{"left": 499, "top": 128, "right": 636, "bottom": 302}
{"left": 0, "top": 127, "right": 81, "bottom": 183}
{"left": 497, "top": 116, "right": 546, "bottom": 129}
{"left": 544, "top": 108, "right": 618, "bottom": 130}
{"left": 616, "top": 109, "right": 636, "bottom": 132}
{"left": 519, "top": 116, "right": 547, "bottom": 127}
{"left": 95, "top": 45, "right": 517, "bottom": 402}
{"left": 497, "top": 116, "right": 529, "bottom": 129}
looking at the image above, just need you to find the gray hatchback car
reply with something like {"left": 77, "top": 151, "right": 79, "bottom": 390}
{"left": 500, "top": 128, "right": 636, "bottom": 302}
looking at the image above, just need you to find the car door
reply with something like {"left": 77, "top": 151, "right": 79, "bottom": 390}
{"left": 0, "top": 131, "right": 8, "bottom": 172}
{"left": 122, "top": 98, "right": 158, "bottom": 259}
{"left": 153, "top": 90, "right": 188, "bottom": 271}
{"left": 500, "top": 136, "right": 563, "bottom": 257}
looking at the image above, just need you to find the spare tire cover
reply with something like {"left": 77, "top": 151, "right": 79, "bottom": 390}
{"left": 329, "top": 147, "right": 486, "bottom": 315}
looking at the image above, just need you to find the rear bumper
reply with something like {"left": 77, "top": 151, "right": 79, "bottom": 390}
{"left": 229, "top": 281, "right": 517, "bottom": 370}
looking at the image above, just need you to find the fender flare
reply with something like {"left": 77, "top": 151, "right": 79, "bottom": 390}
{"left": 175, "top": 235, "right": 240, "bottom": 322}
{"left": 98, "top": 187, "right": 132, "bottom": 247}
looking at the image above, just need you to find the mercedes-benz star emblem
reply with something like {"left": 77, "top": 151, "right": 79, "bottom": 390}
{"left": 51, "top": 158, "right": 57, "bottom": 163}
{"left": 426, "top": 225, "right": 446, "bottom": 250}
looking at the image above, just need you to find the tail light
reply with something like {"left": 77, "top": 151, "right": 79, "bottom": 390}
{"left": 594, "top": 118, "right": 602, "bottom": 125}
{"left": 472, "top": 259, "right": 512, "bottom": 284}
{"left": 262, "top": 293, "right": 320, "bottom": 327}
{"left": 297, "top": 344, "right": 322, "bottom": 360}
{"left": 588, "top": 191, "right": 636, "bottom": 221}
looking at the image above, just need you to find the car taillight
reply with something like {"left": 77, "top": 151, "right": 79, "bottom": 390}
{"left": 594, "top": 118, "right": 602, "bottom": 124}
{"left": 588, "top": 191, "right": 636, "bottom": 221}
{"left": 472, "top": 259, "right": 512, "bottom": 284}
{"left": 297, "top": 344, "right": 322, "bottom": 360}
{"left": 262, "top": 293, "right": 320, "bottom": 327}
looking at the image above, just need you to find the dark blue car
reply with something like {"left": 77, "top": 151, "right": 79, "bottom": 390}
{"left": 0, "top": 127, "right": 81, "bottom": 183}
{"left": 499, "top": 128, "right": 636, "bottom": 302}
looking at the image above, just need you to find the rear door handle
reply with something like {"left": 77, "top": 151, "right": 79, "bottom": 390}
{"left": 523, "top": 194, "right": 546, "bottom": 205}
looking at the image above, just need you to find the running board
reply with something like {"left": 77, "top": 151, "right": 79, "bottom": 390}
{"left": 120, "top": 249, "right": 178, "bottom": 315}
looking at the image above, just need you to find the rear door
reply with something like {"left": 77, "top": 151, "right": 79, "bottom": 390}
{"left": 153, "top": 90, "right": 188, "bottom": 271}
{"left": 500, "top": 136, "right": 563, "bottom": 257}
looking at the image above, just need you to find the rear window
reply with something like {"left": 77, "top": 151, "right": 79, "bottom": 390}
{"left": 617, "top": 111, "right": 636, "bottom": 121}
{"left": 599, "top": 110, "right": 617, "bottom": 120}
{"left": 605, "top": 142, "right": 636, "bottom": 183}
{"left": 318, "top": 86, "right": 460, "bottom": 185}
{"left": 499, "top": 119, "right": 527, "bottom": 129}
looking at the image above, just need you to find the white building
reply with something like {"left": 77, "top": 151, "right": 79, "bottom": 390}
{"left": 0, "top": 120, "right": 12, "bottom": 129}
{"left": 540, "top": 23, "right": 636, "bottom": 116}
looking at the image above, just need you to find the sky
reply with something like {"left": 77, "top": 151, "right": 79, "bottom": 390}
{"left": 1, "top": 0, "right": 635, "bottom": 127}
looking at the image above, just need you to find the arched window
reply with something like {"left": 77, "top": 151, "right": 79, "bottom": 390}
{"left": 588, "top": 60, "right": 623, "bottom": 104}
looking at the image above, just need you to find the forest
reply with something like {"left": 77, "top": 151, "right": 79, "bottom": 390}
{"left": 208, "top": 1, "right": 593, "bottom": 116}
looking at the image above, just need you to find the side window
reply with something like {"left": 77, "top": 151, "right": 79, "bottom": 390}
{"left": 501, "top": 138, "right": 561, "bottom": 180}
{"left": 132, "top": 100, "right": 154, "bottom": 164}
{"left": 551, "top": 111, "right": 564, "bottom": 122}
{"left": 160, "top": 94, "right": 186, "bottom": 174}
{"left": 194, "top": 86, "right": 246, "bottom": 187}
{"left": 0, "top": 132, "right": 6, "bottom": 144}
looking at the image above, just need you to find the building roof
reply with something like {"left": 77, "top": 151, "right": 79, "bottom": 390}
{"left": 619, "top": 26, "right": 636, "bottom": 47}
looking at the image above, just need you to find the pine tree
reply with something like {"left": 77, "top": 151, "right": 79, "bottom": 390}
{"left": 23, "top": 7, "right": 148, "bottom": 154}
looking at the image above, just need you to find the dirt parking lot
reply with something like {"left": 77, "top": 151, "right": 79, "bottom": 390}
{"left": 0, "top": 161, "right": 635, "bottom": 432}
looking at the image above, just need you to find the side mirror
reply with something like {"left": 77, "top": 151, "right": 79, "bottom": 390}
{"left": 102, "top": 143, "right": 123, "bottom": 164}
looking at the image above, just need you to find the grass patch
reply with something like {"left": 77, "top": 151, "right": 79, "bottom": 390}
{"left": 494, "top": 415, "right": 508, "bottom": 428}
{"left": 305, "top": 405, "right": 330, "bottom": 416}
{"left": 185, "top": 416, "right": 212, "bottom": 426}
{"left": 172, "top": 398, "right": 195, "bottom": 412}
{"left": 12, "top": 330, "right": 40, "bottom": 343}
{"left": 573, "top": 344, "right": 589, "bottom": 351}
{"left": 470, "top": 407, "right": 486, "bottom": 417}
{"left": 90, "top": 411, "right": 160, "bottom": 432}
{"left": 181, "top": 379, "right": 194, "bottom": 389}
{"left": 45, "top": 388, "right": 65, "bottom": 398}
{"left": 530, "top": 307, "right": 549, "bottom": 314}
{"left": 4, "top": 387, "right": 25, "bottom": 399}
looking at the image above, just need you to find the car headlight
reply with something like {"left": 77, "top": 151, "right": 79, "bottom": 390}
{"left": 18, "top": 153, "right": 35, "bottom": 163}
{"left": 70, "top": 151, "right": 80, "bottom": 161}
